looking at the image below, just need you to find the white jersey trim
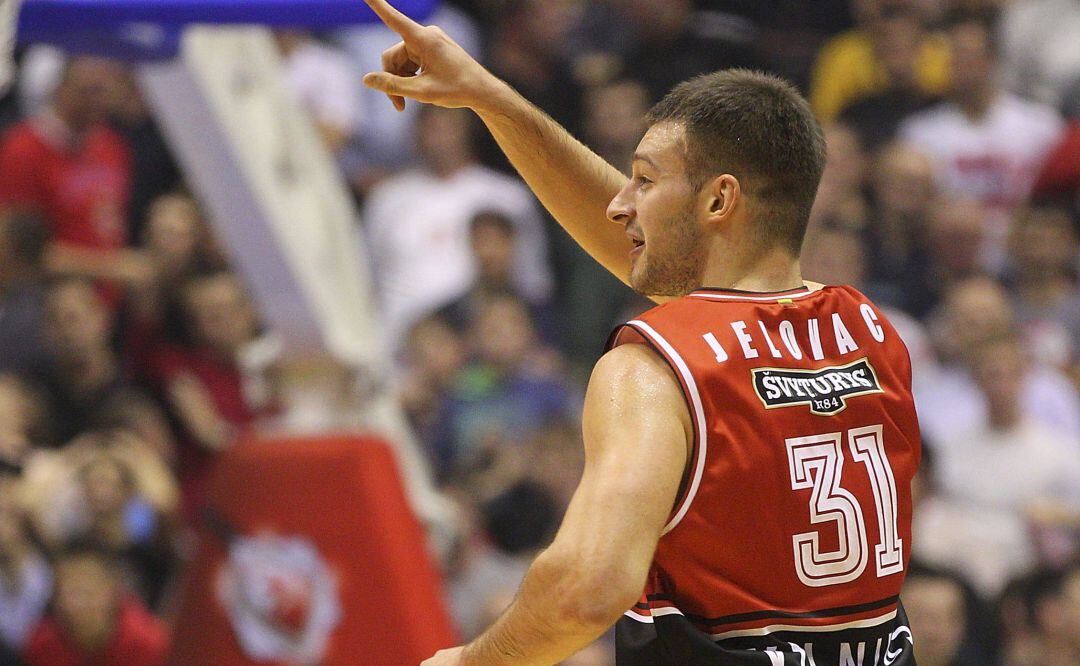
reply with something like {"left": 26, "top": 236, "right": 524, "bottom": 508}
{"left": 710, "top": 609, "right": 898, "bottom": 640}
{"left": 627, "top": 319, "right": 708, "bottom": 535}
{"left": 623, "top": 606, "right": 685, "bottom": 623}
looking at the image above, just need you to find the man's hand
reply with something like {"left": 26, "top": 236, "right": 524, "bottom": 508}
{"left": 361, "top": 0, "right": 505, "bottom": 112}
{"left": 421, "top": 646, "right": 466, "bottom": 665}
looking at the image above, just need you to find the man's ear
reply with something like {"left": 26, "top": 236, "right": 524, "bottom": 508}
{"left": 703, "top": 174, "right": 740, "bottom": 226}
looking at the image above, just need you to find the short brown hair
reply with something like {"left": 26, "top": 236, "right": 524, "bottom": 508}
{"left": 646, "top": 69, "right": 826, "bottom": 253}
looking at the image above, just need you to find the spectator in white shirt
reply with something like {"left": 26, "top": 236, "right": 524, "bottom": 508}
{"left": 916, "top": 333, "right": 1080, "bottom": 597}
{"left": 363, "top": 106, "right": 552, "bottom": 360}
{"left": 335, "top": 4, "right": 481, "bottom": 191}
{"left": 276, "top": 31, "right": 362, "bottom": 158}
{"left": 917, "top": 276, "right": 1080, "bottom": 445}
{"left": 899, "top": 9, "right": 1064, "bottom": 268}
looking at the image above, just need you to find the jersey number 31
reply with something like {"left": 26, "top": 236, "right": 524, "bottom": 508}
{"left": 785, "top": 425, "right": 904, "bottom": 588}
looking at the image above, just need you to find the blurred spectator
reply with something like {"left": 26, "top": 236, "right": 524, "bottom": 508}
{"left": 0, "top": 57, "right": 150, "bottom": 302}
{"left": 801, "top": 222, "right": 867, "bottom": 290}
{"left": 999, "top": 0, "right": 1080, "bottom": 111}
{"left": 146, "top": 271, "right": 274, "bottom": 514}
{"left": 437, "top": 211, "right": 555, "bottom": 342}
{"left": 107, "top": 71, "right": 181, "bottom": 244}
{"left": 22, "top": 541, "right": 168, "bottom": 666}
{"left": 1006, "top": 205, "right": 1080, "bottom": 372}
{"left": 605, "top": 0, "right": 759, "bottom": 103}
{"left": 863, "top": 142, "right": 937, "bottom": 316}
{"left": 923, "top": 333, "right": 1079, "bottom": 595}
{"left": 335, "top": 3, "right": 481, "bottom": 188}
{"left": 918, "top": 277, "right": 1080, "bottom": 445}
{"left": 0, "top": 210, "right": 51, "bottom": 374}
{"left": 810, "top": 0, "right": 950, "bottom": 123}
{"left": 1023, "top": 563, "right": 1080, "bottom": 666}
{"left": 486, "top": 0, "right": 583, "bottom": 137}
{"left": 809, "top": 122, "right": 869, "bottom": 229}
{"left": 0, "top": 474, "right": 52, "bottom": 658}
{"left": 0, "top": 375, "right": 47, "bottom": 468}
{"left": 432, "top": 294, "right": 574, "bottom": 478}
{"left": 925, "top": 198, "right": 989, "bottom": 303}
{"left": 902, "top": 563, "right": 989, "bottom": 665}
{"left": 837, "top": 4, "right": 943, "bottom": 151}
{"left": 400, "top": 315, "right": 468, "bottom": 449}
{"left": 36, "top": 278, "right": 172, "bottom": 452}
{"left": 61, "top": 438, "right": 177, "bottom": 606}
{"left": 276, "top": 31, "right": 362, "bottom": 158}
{"left": 899, "top": 9, "right": 1064, "bottom": 266}
{"left": 556, "top": 79, "right": 645, "bottom": 366}
{"left": 363, "top": 106, "right": 552, "bottom": 359}
{"left": 582, "top": 79, "right": 650, "bottom": 175}
{"left": 128, "top": 193, "right": 227, "bottom": 344}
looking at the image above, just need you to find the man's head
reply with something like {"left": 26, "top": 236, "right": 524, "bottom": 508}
{"left": 1033, "top": 564, "right": 1080, "bottom": 653}
{"left": 469, "top": 211, "right": 517, "bottom": 286}
{"left": 52, "top": 541, "right": 123, "bottom": 651}
{"left": 903, "top": 564, "right": 972, "bottom": 665}
{"left": 416, "top": 106, "right": 474, "bottom": 177}
{"left": 1010, "top": 205, "right": 1078, "bottom": 281}
{"left": 583, "top": 79, "right": 650, "bottom": 171}
{"left": 181, "top": 271, "right": 259, "bottom": 356}
{"left": 970, "top": 332, "right": 1026, "bottom": 428}
{"left": 934, "top": 275, "right": 1014, "bottom": 364}
{"left": 0, "top": 211, "right": 49, "bottom": 286}
{"left": 945, "top": 9, "right": 999, "bottom": 108}
{"left": 872, "top": 142, "right": 936, "bottom": 221}
{"left": 873, "top": 4, "right": 929, "bottom": 91}
{"left": 44, "top": 279, "right": 112, "bottom": 363}
{"left": 51, "top": 57, "right": 122, "bottom": 134}
{"left": 607, "top": 69, "right": 826, "bottom": 296}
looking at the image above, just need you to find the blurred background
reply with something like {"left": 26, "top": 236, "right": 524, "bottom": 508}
{"left": 0, "top": 0, "right": 1077, "bottom": 664}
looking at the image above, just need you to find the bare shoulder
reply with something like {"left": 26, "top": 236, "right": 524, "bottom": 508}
{"left": 587, "top": 344, "right": 691, "bottom": 431}
{"left": 590, "top": 342, "right": 678, "bottom": 390}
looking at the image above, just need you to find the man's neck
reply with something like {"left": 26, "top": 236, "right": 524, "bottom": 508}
{"left": 955, "top": 85, "right": 997, "bottom": 122}
{"left": 698, "top": 244, "right": 803, "bottom": 293}
{"left": 426, "top": 155, "right": 473, "bottom": 180}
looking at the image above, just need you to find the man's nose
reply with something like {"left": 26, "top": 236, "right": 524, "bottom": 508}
{"left": 606, "top": 189, "right": 633, "bottom": 226}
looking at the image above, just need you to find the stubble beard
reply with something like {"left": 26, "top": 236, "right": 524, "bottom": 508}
{"left": 629, "top": 206, "right": 708, "bottom": 298}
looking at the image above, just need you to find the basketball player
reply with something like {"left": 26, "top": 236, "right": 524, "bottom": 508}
{"left": 361, "top": 1, "right": 921, "bottom": 663}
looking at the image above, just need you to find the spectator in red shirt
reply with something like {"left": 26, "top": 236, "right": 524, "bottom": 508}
{"left": 0, "top": 57, "right": 152, "bottom": 302}
{"left": 22, "top": 541, "right": 169, "bottom": 666}
{"left": 149, "top": 270, "right": 274, "bottom": 514}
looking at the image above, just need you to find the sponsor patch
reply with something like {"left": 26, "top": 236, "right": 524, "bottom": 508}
{"left": 752, "top": 358, "right": 883, "bottom": 415}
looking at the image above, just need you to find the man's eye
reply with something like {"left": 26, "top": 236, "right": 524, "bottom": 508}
{"left": 636, "top": 176, "right": 653, "bottom": 187}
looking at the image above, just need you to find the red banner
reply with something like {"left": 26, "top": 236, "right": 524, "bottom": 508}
{"left": 169, "top": 434, "right": 457, "bottom": 665}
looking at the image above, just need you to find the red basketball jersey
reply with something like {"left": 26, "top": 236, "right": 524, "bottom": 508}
{"left": 610, "top": 285, "right": 921, "bottom": 665}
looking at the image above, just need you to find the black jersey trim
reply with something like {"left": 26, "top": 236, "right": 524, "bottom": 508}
{"left": 643, "top": 594, "right": 899, "bottom": 627}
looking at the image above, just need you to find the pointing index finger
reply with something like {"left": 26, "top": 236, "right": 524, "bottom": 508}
{"left": 362, "top": 0, "right": 424, "bottom": 39}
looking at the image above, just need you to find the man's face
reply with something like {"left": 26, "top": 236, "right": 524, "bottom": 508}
{"left": 45, "top": 282, "right": 111, "bottom": 360}
{"left": 55, "top": 555, "right": 118, "bottom": 644}
{"left": 184, "top": 276, "right": 257, "bottom": 354}
{"left": 949, "top": 22, "right": 995, "bottom": 98}
{"left": 903, "top": 576, "right": 966, "bottom": 664}
{"left": 607, "top": 122, "right": 707, "bottom": 297}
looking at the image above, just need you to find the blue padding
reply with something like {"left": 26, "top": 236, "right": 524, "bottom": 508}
{"left": 16, "top": 0, "right": 438, "bottom": 58}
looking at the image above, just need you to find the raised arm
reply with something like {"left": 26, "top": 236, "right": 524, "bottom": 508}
{"left": 360, "top": 0, "right": 636, "bottom": 285}
{"left": 423, "top": 343, "right": 691, "bottom": 664}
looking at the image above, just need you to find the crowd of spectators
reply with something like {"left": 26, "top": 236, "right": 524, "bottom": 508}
{"left": 0, "top": 1, "right": 1076, "bottom": 664}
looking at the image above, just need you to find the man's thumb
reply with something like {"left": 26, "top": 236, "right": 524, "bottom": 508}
{"left": 363, "top": 72, "right": 415, "bottom": 96}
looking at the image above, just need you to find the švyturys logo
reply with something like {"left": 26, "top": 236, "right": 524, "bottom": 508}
{"left": 752, "top": 358, "right": 883, "bottom": 415}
